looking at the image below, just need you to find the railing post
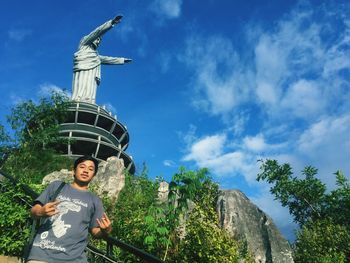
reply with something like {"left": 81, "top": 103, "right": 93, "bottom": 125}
{"left": 89, "top": 250, "right": 95, "bottom": 263}
{"left": 106, "top": 241, "right": 113, "bottom": 257}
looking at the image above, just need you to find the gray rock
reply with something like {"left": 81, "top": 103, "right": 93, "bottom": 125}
{"left": 42, "top": 156, "right": 125, "bottom": 201}
{"left": 42, "top": 169, "right": 73, "bottom": 185}
{"left": 157, "top": 181, "right": 169, "bottom": 203}
{"left": 90, "top": 156, "right": 125, "bottom": 202}
{"left": 217, "top": 190, "right": 294, "bottom": 263}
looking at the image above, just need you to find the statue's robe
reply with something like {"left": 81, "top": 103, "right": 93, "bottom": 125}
{"left": 72, "top": 20, "right": 126, "bottom": 104}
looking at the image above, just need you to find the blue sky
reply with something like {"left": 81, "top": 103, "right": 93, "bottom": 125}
{"left": 1, "top": 0, "right": 349, "bottom": 240}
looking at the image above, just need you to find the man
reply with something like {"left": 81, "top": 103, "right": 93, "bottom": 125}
{"left": 27, "top": 155, "right": 111, "bottom": 263}
{"left": 71, "top": 15, "right": 132, "bottom": 104}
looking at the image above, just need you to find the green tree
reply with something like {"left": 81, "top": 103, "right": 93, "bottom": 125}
{"left": 7, "top": 92, "right": 69, "bottom": 149}
{"left": 168, "top": 167, "right": 244, "bottom": 262}
{"left": 257, "top": 159, "right": 326, "bottom": 226}
{"left": 0, "top": 92, "right": 71, "bottom": 183}
{"left": 110, "top": 170, "right": 163, "bottom": 262}
{"left": 0, "top": 124, "right": 11, "bottom": 165}
{"left": 294, "top": 219, "right": 350, "bottom": 263}
{"left": 177, "top": 205, "right": 241, "bottom": 263}
{"left": 108, "top": 167, "right": 244, "bottom": 262}
{"left": 0, "top": 180, "right": 32, "bottom": 256}
{"left": 257, "top": 159, "right": 350, "bottom": 262}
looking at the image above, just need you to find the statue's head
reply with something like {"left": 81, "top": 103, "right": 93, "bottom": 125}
{"left": 92, "top": 37, "right": 101, "bottom": 49}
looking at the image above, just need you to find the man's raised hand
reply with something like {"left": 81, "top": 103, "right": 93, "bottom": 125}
{"left": 31, "top": 200, "right": 60, "bottom": 218}
{"left": 96, "top": 213, "right": 112, "bottom": 234}
{"left": 40, "top": 200, "right": 60, "bottom": 217}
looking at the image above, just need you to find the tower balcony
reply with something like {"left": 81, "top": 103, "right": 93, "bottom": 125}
{"left": 58, "top": 101, "right": 135, "bottom": 174}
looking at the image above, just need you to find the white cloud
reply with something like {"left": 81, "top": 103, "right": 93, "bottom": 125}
{"left": 179, "top": 124, "right": 197, "bottom": 147}
{"left": 7, "top": 83, "right": 70, "bottom": 108}
{"left": 38, "top": 83, "right": 70, "bottom": 98}
{"left": 254, "top": 6, "right": 350, "bottom": 123}
{"left": 243, "top": 134, "right": 268, "bottom": 152}
{"left": 181, "top": 35, "right": 253, "bottom": 117}
{"left": 163, "top": 160, "right": 176, "bottom": 167}
{"left": 296, "top": 114, "right": 350, "bottom": 184}
{"left": 281, "top": 80, "right": 325, "bottom": 119}
{"left": 116, "top": 18, "right": 135, "bottom": 43}
{"left": 182, "top": 133, "right": 264, "bottom": 183}
{"left": 150, "top": 0, "right": 183, "bottom": 19}
{"left": 254, "top": 12, "right": 326, "bottom": 118}
{"left": 159, "top": 52, "right": 171, "bottom": 73}
{"left": 9, "top": 94, "right": 25, "bottom": 105}
{"left": 228, "top": 112, "right": 250, "bottom": 136}
{"left": 298, "top": 115, "right": 350, "bottom": 155}
{"left": 112, "top": 14, "right": 149, "bottom": 58}
{"left": 254, "top": 34, "right": 286, "bottom": 105}
{"left": 8, "top": 29, "right": 32, "bottom": 42}
{"left": 183, "top": 134, "right": 226, "bottom": 162}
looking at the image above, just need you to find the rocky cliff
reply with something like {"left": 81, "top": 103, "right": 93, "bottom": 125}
{"left": 217, "top": 190, "right": 294, "bottom": 263}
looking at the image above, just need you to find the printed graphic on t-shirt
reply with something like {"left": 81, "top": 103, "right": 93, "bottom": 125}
{"left": 33, "top": 194, "right": 88, "bottom": 252}
{"left": 51, "top": 200, "right": 80, "bottom": 238}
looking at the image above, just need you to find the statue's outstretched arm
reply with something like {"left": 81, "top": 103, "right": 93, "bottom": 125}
{"left": 79, "top": 15, "right": 123, "bottom": 47}
{"left": 99, "top": 56, "right": 132, "bottom": 65}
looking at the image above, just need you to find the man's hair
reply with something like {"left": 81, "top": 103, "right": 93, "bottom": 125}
{"left": 74, "top": 155, "right": 99, "bottom": 174}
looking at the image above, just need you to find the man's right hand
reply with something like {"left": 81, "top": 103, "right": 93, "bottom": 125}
{"left": 112, "top": 15, "right": 123, "bottom": 25}
{"left": 31, "top": 200, "right": 60, "bottom": 218}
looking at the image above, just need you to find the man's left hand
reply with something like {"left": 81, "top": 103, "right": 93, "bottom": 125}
{"left": 97, "top": 213, "right": 112, "bottom": 234}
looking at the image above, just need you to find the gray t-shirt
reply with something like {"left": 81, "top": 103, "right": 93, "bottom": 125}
{"left": 28, "top": 181, "right": 104, "bottom": 262}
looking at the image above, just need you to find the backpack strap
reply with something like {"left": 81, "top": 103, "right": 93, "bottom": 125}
{"left": 50, "top": 181, "right": 66, "bottom": 202}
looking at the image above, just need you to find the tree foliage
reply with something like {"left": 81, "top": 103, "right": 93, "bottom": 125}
{"left": 7, "top": 92, "right": 69, "bottom": 149}
{"left": 104, "top": 167, "right": 244, "bottom": 262}
{"left": 109, "top": 169, "right": 164, "bottom": 262}
{"left": 0, "top": 180, "right": 31, "bottom": 256}
{"left": 166, "top": 167, "right": 244, "bottom": 262}
{"left": 257, "top": 159, "right": 350, "bottom": 262}
{"left": 0, "top": 92, "right": 72, "bottom": 183}
{"left": 257, "top": 159, "right": 326, "bottom": 226}
{"left": 294, "top": 219, "right": 350, "bottom": 263}
{"left": 177, "top": 205, "right": 241, "bottom": 263}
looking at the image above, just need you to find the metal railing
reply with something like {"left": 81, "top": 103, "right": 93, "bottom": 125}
{"left": 0, "top": 170, "right": 164, "bottom": 263}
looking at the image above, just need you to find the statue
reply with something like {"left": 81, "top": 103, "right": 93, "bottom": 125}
{"left": 71, "top": 15, "right": 132, "bottom": 104}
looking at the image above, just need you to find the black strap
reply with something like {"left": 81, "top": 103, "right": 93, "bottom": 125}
{"left": 50, "top": 181, "right": 66, "bottom": 202}
{"left": 22, "top": 181, "right": 66, "bottom": 262}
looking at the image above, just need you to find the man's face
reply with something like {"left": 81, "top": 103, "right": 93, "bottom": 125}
{"left": 74, "top": 160, "right": 96, "bottom": 184}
